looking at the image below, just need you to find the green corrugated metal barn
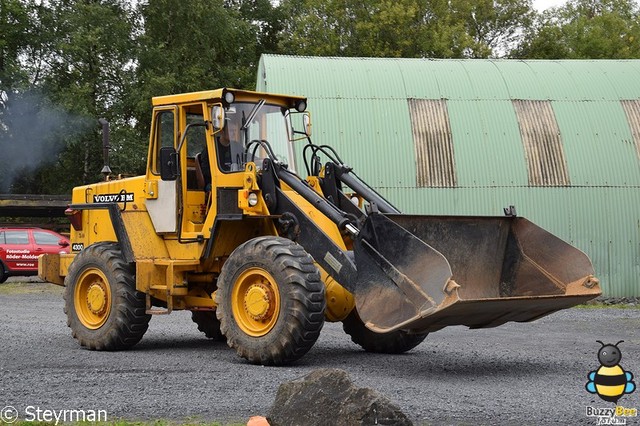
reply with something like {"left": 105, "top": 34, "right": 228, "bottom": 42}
{"left": 256, "top": 55, "right": 640, "bottom": 297}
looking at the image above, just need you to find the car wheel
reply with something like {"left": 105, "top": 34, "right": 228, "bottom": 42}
{"left": 0, "top": 261, "right": 7, "bottom": 283}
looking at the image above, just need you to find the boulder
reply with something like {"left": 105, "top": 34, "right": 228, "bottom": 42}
{"left": 267, "top": 369, "right": 412, "bottom": 426}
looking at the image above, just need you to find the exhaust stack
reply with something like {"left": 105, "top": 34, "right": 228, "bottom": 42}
{"left": 98, "top": 118, "right": 112, "bottom": 181}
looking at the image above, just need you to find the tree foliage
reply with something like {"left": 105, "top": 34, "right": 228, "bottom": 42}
{"left": 132, "top": 0, "right": 259, "bottom": 143}
{"left": 0, "top": 0, "right": 34, "bottom": 91}
{"left": 515, "top": 0, "right": 640, "bottom": 58}
{"left": 277, "top": 0, "right": 534, "bottom": 58}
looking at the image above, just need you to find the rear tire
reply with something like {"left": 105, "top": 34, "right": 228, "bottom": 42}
{"left": 343, "top": 310, "right": 427, "bottom": 354}
{"left": 64, "top": 242, "right": 151, "bottom": 350}
{"left": 191, "top": 311, "right": 224, "bottom": 341}
{"left": 216, "top": 236, "right": 325, "bottom": 365}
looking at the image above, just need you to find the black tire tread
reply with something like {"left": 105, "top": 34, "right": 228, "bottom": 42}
{"left": 342, "top": 310, "right": 427, "bottom": 354}
{"left": 64, "top": 242, "right": 150, "bottom": 350}
{"left": 191, "top": 311, "right": 224, "bottom": 341}
{"left": 216, "top": 236, "right": 325, "bottom": 365}
{"left": 0, "top": 261, "right": 7, "bottom": 284}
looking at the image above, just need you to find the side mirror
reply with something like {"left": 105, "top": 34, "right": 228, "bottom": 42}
{"left": 211, "top": 104, "right": 225, "bottom": 132}
{"left": 302, "top": 112, "right": 312, "bottom": 136}
{"left": 287, "top": 111, "right": 313, "bottom": 141}
{"left": 159, "top": 146, "right": 178, "bottom": 181}
{"left": 58, "top": 240, "right": 70, "bottom": 248}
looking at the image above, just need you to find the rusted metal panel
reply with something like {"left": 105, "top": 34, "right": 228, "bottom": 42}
{"left": 408, "top": 99, "right": 457, "bottom": 188}
{"left": 621, "top": 100, "right": 640, "bottom": 161}
{"left": 512, "top": 100, "right": 570, "bottom": 186}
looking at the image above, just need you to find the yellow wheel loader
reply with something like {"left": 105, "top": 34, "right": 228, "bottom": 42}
{"left": 39, "top": 89, "right": 601, "bottom": 365}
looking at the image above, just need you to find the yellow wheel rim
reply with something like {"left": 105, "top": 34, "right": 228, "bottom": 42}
{"left": 74, "top": 268, "right": 112, "bottom": 329}
{"left": 231, "top": 267, "right": 281, "bottom": 337}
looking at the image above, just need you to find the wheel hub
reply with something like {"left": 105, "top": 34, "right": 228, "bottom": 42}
{"left": 86, "top": 282, "right": 108, "bottom": 316}
{"left": 244, "top": 283, "right": 274, "bottom": 321}
{"left": 232, "top": 267, "right": 281, "bottom": 337}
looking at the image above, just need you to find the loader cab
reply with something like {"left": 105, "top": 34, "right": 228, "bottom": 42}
{"left": 147, "top": 89, "right": 309, "bottom": 241}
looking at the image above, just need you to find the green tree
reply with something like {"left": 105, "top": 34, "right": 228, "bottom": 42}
{"left": 278, "top": 0, "right": 430, "bottom": 57}
{"left": 44, "top": 0, "right": 140, "bottom": 185}
{"left": 456, "top": 0, "right": 535, "bottom": 57}
{"left": 0, "top": 0, "right": 31, "bottom": 92}
{"left": 515, "top": 0, "right": 640, "bottom": 58}
{"left": 0, "top": 1, "right": 71, "bottom": 193}
{"left": 277, "top": 0, "right": 534, "bottom": 58}
{"left": 1, "top": 0, "right": 141, "bottom": 194}
{"left": 133, "top": 0, "right": 258, "bottom": 144}
{"left": 226, "top": 0, "right": 283, "bottom": 55}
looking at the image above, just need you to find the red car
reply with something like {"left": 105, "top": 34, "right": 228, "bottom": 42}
{"left": 0, "top": 227, "right": 70, "bottom": 283}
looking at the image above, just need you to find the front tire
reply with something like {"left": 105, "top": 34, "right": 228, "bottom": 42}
{"left": 216, "top": 236, "right": 325, "bottom": 365}
{"left": 343, "top": 310, "right": 428, "bottom": 354}
{"left": 64, "top": 242, "right": 151, "bottom": 350}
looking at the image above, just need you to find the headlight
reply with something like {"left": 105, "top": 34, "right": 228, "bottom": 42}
{"left": 248, "top": 192, "right": 259, "bottom": 207}
{"left": 295, "top": 100, "right": 307, "bottom": 112}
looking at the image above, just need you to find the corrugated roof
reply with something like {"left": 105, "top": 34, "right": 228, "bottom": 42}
{"left": 257, "top": 55, "right": 640, "bottom": 297}
{"left": 258, "top": 56, "right": 640, "bottom": 100}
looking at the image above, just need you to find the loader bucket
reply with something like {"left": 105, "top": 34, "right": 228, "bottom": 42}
{"left": 352, "top": 214, "right": 601, "bottom": 334}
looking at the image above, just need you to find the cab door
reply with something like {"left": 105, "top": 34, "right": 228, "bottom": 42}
{"left": 179, "top": 102, "right": 210, "bottom": 237}
{"left": 146, "top": 107, "right": 178, "bottom": 233}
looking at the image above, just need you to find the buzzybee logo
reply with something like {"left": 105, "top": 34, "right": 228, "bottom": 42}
{"left": 585, "top": 340, "right": 637, "bottom": 425}
{"left": 586, "top": 341, "right": 635, "bottom": 403}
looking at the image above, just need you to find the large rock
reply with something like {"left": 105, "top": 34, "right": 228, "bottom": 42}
{"left": 267, "top": 369, "right": 412, "bottom": 426}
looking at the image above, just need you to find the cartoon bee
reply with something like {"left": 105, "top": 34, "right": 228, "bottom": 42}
{"left": 586, "top": 340, "right": 636, "bottom": 403}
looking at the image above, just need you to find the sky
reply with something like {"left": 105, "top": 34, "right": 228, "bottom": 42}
{"left": 532, "top": 0, "right": 568, "bottom": 11}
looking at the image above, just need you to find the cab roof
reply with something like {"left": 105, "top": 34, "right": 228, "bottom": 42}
{"left": 151, "top": 88, "right": 306, "bottom": 108}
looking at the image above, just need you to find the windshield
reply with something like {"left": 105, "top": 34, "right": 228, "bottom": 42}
{"left": 215, "top": 102, "right": 291, "bottom": 173}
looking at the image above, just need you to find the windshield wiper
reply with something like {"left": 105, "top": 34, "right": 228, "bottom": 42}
{"left": 242, "top": 99, "right": 266, "bottom": 130}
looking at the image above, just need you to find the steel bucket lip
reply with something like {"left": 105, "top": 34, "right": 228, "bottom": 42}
{"left": 363, "top": 279, "right": 601, "bottom": 334}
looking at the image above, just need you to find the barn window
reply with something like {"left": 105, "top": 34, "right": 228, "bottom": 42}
{"left": 512, "top": 100, "right": 570, "bottom": 186}
{"left": 621, "top": 100, "right": 640, "bottom": 161}
{"left": 408, "top": 99, "right": 457, "bottom": 187}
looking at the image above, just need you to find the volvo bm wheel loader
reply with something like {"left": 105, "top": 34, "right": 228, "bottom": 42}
{"left": 39, "top": 88, "right": 601, "bottom": 365}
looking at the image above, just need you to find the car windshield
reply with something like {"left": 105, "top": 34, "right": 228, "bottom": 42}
{"left": 216, "top": 102, "right": 291, "bottom": 172}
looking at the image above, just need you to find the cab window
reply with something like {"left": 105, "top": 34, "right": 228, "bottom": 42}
{"left": 216, "top": 103, "right": 289, "bottom": 173}
{"left": 152, "top": 110, "right": 176, "bottom": 174}
{"left": 182, "top": 104, "right": 208, "bottom": 190}
{"left": 186, "top": 112, "right": 207, "bottom": 158}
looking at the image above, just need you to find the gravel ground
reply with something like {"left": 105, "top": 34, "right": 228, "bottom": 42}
{"left": 1, "top": 278, "right": 639, "bottom": 425}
